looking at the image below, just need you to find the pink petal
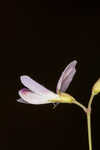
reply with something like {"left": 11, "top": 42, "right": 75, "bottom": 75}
{"left": 56, "top": 60, "right": 77, "bottom": 92}
{"left": 18, "top": 88, "right": 58, "bottom": 105}
{"left": 17, "top": 98, "right": 29, "bottom": 104}
{"left": 20, "top": 75, "right": 56, "bottom": 97}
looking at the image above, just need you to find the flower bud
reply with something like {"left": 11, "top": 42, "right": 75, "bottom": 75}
{"left": 92, "top": 78, "right": 100, "bottom": 95}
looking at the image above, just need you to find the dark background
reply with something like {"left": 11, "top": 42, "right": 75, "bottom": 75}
{"left": 5, "top": 0, "right": 100, "bottom": 150}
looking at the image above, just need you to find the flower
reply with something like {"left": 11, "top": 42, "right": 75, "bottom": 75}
{"left": 17, "top": 60, "right": 77, "bottom": 105}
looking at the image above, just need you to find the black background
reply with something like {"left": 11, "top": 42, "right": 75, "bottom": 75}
{"left": 5, "top": 0, "right": 100, "bottom": 150}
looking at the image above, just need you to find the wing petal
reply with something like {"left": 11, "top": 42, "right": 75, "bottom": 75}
{"left": 56, "top": 60, "right": 77, "bottom": 92}
{"left": 18, "top": 88, "right": 59, "bottom": 105}
{"left": 20, "top": 75, "right": 56, "bottom": 96}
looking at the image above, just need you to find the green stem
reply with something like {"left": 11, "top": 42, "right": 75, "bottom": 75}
{"left": 87, "top": 111, "right": 92, "bottom": 150}
{"left": 88, "top": 94, "right": 94, "bottom": 109}
{"left": 73, "top": 100, "right": 87, "bottom": 113}
{"left": 87, "top": 93, "right": 95, "bottom": 150}
{"left": 73, "top": 99, "right": 93, "bottom": 150}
